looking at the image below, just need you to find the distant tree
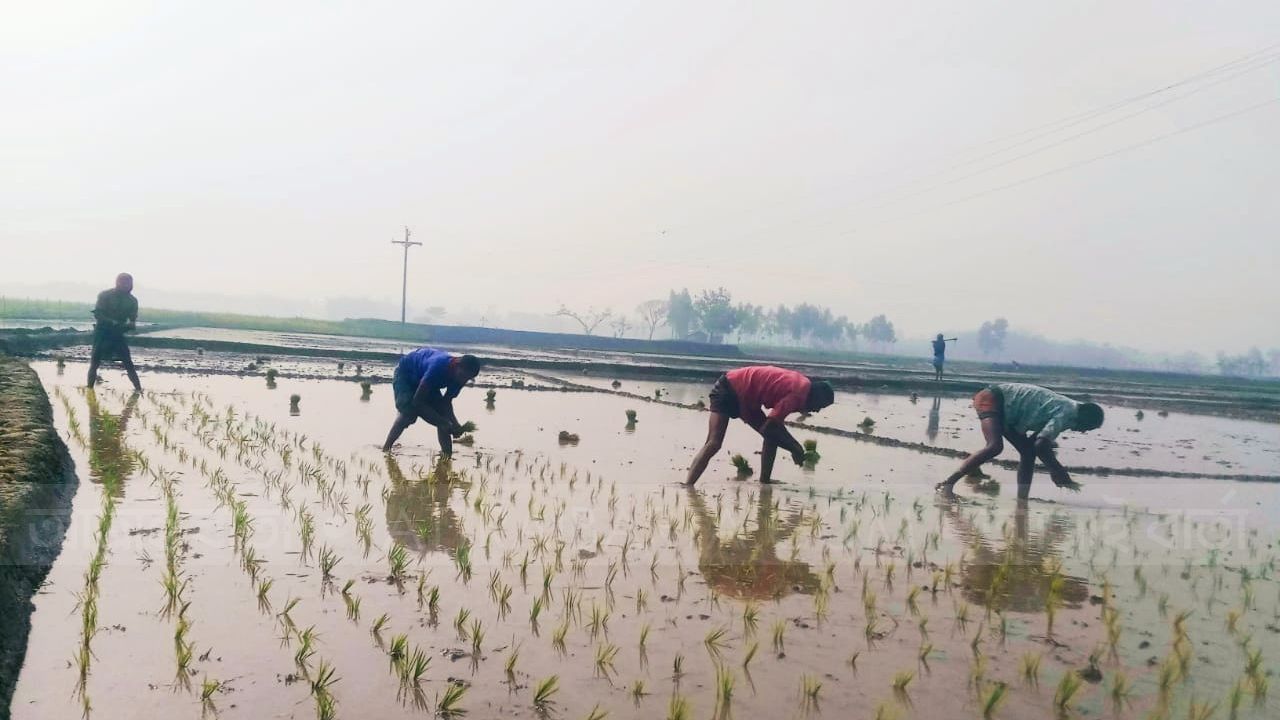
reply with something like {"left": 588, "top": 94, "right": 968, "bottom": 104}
{"left": 666, "top": 289, "right": 696, "bottom": 340}
{"left": 977, "top": 318, "right": 1009, "bottom": 357}
{"left": 636, "top": 299, "right": 668, "bottom": 340}
{"left": 610, "top": 315, "right": 631, "bottom": 338}
{"left": 845, "top": 322, "right": 861, "bottom": 349}
{"left": 734, "top": 303, "right": 764, "bottom": 343}
{"left": 694, "top": 287, "right": 740, "bottom": 344}
{"left": 554, "top": 305, "right": 612, "bottom": 336}
{"left": 1268, "top": 348, "right": 1280, "bottom": 376}
{"left": 863, "top": 314, "right": 897, "bottom": 350}
{"left": 771, "top": 305, "right": 793, "bottom": 344}
{"left": 414, "top": 306, "right": 447, "bottom": 324}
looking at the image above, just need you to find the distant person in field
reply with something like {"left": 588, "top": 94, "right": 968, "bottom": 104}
{"left": 685, "top": 366, "right": 835, "bottom": 486}
{"left": 382, "top": 347, "right": 481, "bottom": 455}
{"left": 937, "top": 383, "right": 1105, "bottom": 499}
{"left": 931, "top": 333, "right": 956, "bottom": 381}
{"left": 87, "top": 272, "right": 142, "bottom": 392}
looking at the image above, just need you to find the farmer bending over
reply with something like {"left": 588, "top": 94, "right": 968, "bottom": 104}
{"left": 382, "top": 347, "right": 481, "bottom": 455}
{"left": 686, "top": 366, "right": 835, "bottom": 486}
{"left": 87, "top": 272, "right": 142, "bottom": 392}
{"left": 937, "top": 383, "right": 1104, "bottom": 499}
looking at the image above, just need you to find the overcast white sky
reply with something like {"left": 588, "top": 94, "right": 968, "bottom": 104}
{"left": 2, "top": 1, "right": 1278, "bottom": 353}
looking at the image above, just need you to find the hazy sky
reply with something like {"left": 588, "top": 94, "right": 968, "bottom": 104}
{"left": 3, "top": 2, "right": 1278, "bottom": 353}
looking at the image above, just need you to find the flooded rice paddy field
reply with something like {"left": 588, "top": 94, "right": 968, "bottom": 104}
{"left": 556, "top": 375, "right": 1280, "bottom": 479}
{"left": 14, "top": 359, "right": 1280, "bottom": 720}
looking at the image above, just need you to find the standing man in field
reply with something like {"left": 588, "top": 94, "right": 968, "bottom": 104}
{"left": 931, "top": 333, "right": 957, "bottom": 381}
{"left": 685, "top": 365, "right": 835, "bottom": 486}
{"left": 381, "top": 347, "right": 481, "bottom": 455}
{"left": 87, "top": 272, "right": 143, "bottom": 392}
{"left": 937, "top": 383, "right": 1105, "bottom": 499}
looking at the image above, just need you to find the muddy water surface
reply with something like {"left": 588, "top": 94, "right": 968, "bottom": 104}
{"left": 13, "top": 361, "right": 1279, "bottom": 720}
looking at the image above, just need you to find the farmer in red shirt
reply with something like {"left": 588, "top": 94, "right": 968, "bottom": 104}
{"left": 685, "top": 366, "right": 835, "bottom": 485}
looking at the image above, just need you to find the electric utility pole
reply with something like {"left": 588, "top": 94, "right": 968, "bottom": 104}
{"left": 391, "top": 226, "right": 422, "bottom": 324}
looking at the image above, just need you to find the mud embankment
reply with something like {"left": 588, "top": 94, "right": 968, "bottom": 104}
{"left": 0, "top": 357, "right": 76, "bottom": 719}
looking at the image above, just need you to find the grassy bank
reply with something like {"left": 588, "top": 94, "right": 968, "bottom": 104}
{"left": 0, "top": 357, "right": 75, "bottom": 720}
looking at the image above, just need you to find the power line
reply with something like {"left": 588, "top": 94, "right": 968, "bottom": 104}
{"left": 844, "top": 96, "right": 1280, "bottom": 235}
{"left": 654, "top": 41, "right": 1280, "bottom": 242}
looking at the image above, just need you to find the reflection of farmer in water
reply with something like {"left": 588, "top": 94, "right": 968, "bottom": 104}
{"left": 938, "top": 383, "right": 1104, "bottom": 499}
{"left": 686, "top": 366, "right": 835, "bottom": 485}
{"left": 685, "top": 487, "right": 820, "bottom": 600}
{"left": 943, "top": 499, "right": 1088, "bottom": 613}
{"left": 85, "top": 390, "right": 138, "bottom": 497}
{"left": 926, "top": 396, "right": 942, "bottom": 443}
{"left": 87, "top": 272, "right": 143, "bottom": 392}
{"left": 383, "top": 455, "right": 470, "bottom": 555}
{"left": 382, "top": 347, "right": 481, "bottom": 454}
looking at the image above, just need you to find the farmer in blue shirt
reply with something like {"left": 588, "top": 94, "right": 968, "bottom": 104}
{"left": 381, "top": 348, "right": 481, "bottom": 454}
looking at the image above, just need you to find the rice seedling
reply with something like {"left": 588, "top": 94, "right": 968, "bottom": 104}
{"left": 403, "top": 647, "right": 431, "bottom": 686}
{"left": 667, "top": 693, "right": 690, "bottom": 720}
{"left": 704, "top": 626, "right": 730, "bottom": 658}
{"left": 772, "top": 619, "right": 786, "bottom": 654}
{"left": 892, "top": 670, "right": 914, "bottom": 699}
{"left": 595, "top": 642, "right": 619, "bottom": 677}
{"left": 200, "top": 676, "right": 221, "bottom": 702}
{"left": 470, "top": 618, "right": 485, "bottom": 656}
{"left": 318, "top": 545, "right": 341, "bottom": 580}
{"left": 530, "top": 596, "right": 545, "bottom": 630}
{"left": 906, "top": 586, "right": 922, "bottom": 616}
{"left": 801, "top": 674, "right": 823, "bottom": 707}
{"left": 672, "top": 654, "right": 685, "bottom": 679}
{"left": 310, "top": 658, "right": 339, "bottom": 696}
{"left": 371, "top": 613, "right": 390, "bottom": 638}
{"left": 918, "top": 642, "right": 934, "bottom": 668}
{"left": 1228, "top": 678, "right": 1250, "bottom": 717}
{"left": 289, "top": 393, "right": 300, "bottom": 408}
{"left": 387, "top": 543, "right": 411, "bottom": 581}
{"left": 294, "top": 625, "right": 317, "bottom": 669}
{"left": 730, "top": 453, "right": 753, "bottom": 477}
{"left": 532, "top": 675, "right": 559, "bottom": 708}
{"left": 1021, "top": 652, "right": 1042, "bottom": 686}
{"left": 344, "top": 592, "right": 361, "bottom": 622}
{"left": 715, "top": 663, "right": 736, "bottom": 712}
{"left": 802, "top": 438, "right": 821, "bottom": 464}
{"left": 388, "top": 633, "right": 409, "bottom": 670}
{"left": 630, "top": 679, "right": 647, "bottom": 703}
{"left": 504, "top": 643, "right": 521, "bottom": 677}
{"left": 980, "top": 681, "right": 1007, "bottom": 719}
{"left": 584, "top": 704, "right": 608, "bottom": 720}
{"left": 552, "top": 618, "right": 569, "bottom": 654}
{"left": 1186, "top": 698, "right": 1218, "bottom": 720}
{"left": 625, "top": 409, "right": 638, "bottom": 424}
{"left": 743, "top": 639, "right": 759, "bottom": 669}
{"left": 1054, "top": 671, "right": 1083, "bottom": 713}
{"left": 638, "top": 623, "right": 650, "bottom": 654}
{"left": 1110, "top": 671, "right": 1131, "bottom": 711}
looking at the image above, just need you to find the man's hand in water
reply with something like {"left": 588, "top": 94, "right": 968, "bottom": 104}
{"left": 790, "top": 448, "right": 805, "bottom": 466}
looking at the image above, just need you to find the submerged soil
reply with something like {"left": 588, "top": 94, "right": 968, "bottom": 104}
{"left": 10, "top": 359, "right": 1280, "bottom": 720}
{"left": 0, "top": 358, "right": 75, "bottom": 720}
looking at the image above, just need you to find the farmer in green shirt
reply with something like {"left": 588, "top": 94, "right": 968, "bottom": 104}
{"left": 937, "top": 383, "right": 1104, "bottom": 499}
{"left": 87, "top": 273, "right": 142, "bottom": 391}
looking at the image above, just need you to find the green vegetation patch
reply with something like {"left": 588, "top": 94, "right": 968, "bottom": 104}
{"left": 0, "top": 356, "right": 75, "bottom": 719}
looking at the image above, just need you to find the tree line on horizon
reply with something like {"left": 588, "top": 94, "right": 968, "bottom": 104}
{"left": 557, "top": 287, "right": 1012, "bottom": 356}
